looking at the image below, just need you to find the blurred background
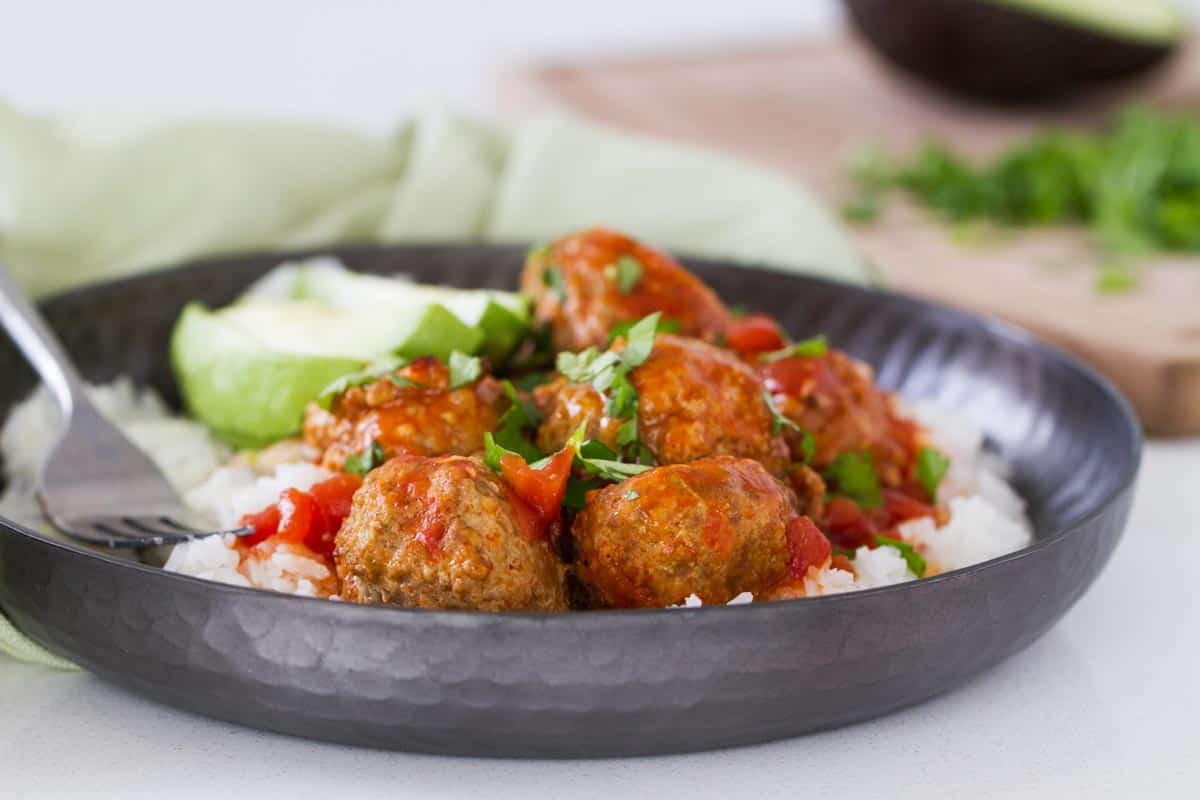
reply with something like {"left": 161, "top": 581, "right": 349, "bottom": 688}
{"left": 1, "top": 0, "right": 1198, "bottom": 434}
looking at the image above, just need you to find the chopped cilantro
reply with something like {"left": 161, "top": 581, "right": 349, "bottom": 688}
{"left": 564, "top": 476, "right": 605, "bottom": 509}
{"left": 483, "top": 431, "right": 522, "bottom": 472}
{"left": 624, "top": 489, "right": 640, "bottom": 501}
{"left": 832, "top": 546, "right": 856, "bottom": 560}
{"left": 564, "top": 421, "right": 653, "bottom": 483}
{"left": 616, "top": 418, "right": 638, "bottom": 447}
{"left": 491, "top": 380, "right": 544, "bottom": 463}
{"left": 607, "top": 255, "right": 644, "bottom": 294}
{"left": 763, "top": 390, "right": 799, "bottom": 435}
{"left": 343, "top": 440, "right": 386, "bottom": 477}
{"left": 916, "top": 447, "right": 951, "bottom": 502}
{"left": 824, "top": 451, "right": 882, "bottom": 509}
{"left": 875, "top": 534, "right": 927, "bottom": 578}
{"left": 318, "top": 355, "right": 408, "bottom": 409}
{"left": 447, "top": 351, "right": 482, "bottom": 389}
{"left": 541, "top": 266, "right": 566, "bottom": 300}
{"left": 607, "top": 315, "right": 680, "bottom": 345}
{"left": 800, "top": 431, "right": 817, "bottom": 465}
{"left": 759, "top": 335, "right": 828, "bottom": 363}
{"left": 619, "top": 312, "right": 660, "bottom": 367}
{"left": 512, "top": 370, "right": 552, "bottom": 391}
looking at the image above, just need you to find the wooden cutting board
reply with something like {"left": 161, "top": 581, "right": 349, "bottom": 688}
{"left": 497, "top": 35, "right": 1200, "bottom": 436}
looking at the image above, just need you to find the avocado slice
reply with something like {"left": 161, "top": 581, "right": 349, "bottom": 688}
{"left": 171, "top": 299, "right": 483, "bottom": 447}
{"left": 245, "top": 260, "right": 531, "bottom": 363}
{"left": 845, "top": 0, "right": 1182, "bottom": 103}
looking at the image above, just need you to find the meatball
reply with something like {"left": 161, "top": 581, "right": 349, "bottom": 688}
{"left": 536, "top": 334, "right": 791, "bottom": 476}
{"left": 304, "top": 356, "right": 507, "bottom": 471}
{"left": 521, "top": 228, "right": 730, "bottom": 352}
{"left": 571, "top": 457, "right": 798, "bottom": 608}
{"left": 335, "top": 455, "right": 568, "bottom": 611}
{"left": 763, "top": 349, "right": 923, "bottom": 487}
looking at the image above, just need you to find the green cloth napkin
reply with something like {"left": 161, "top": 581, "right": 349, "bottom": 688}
{"left": 0, "top": 102, "right": 866, "bottom": 668}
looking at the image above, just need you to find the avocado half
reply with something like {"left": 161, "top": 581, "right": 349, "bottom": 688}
{"left": 843, "top": 0, "right": 1184, "bottom": 103}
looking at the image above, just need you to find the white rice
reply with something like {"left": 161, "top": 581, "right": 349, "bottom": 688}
{"left": 0, "top": 380, "right": 1032, "bottom": 604}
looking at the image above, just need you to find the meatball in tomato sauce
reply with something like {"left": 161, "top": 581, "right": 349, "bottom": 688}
{"left": 762, "top": 349, "right": 922, "bottom": 488}
{"left": 304, "top": 356, "right": 507, "bottom": 471}
{"left": 521, "top": 228, "right": 730, "bottom": 352}
{"left": 570, "top": 457, "right": 811, "bottom": 608}
{"left": 335, "top": 455, "right": 568, "bottom": 611}
{"left": 535, "top": 334, "right": 791, "bottom": 477}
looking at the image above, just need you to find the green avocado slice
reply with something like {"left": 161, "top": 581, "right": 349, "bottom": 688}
{"left": 170, "top": 298, "right": 484, "bottom": 447}
{"left": 244, "top": 259, "right": 530, "bottom": 363}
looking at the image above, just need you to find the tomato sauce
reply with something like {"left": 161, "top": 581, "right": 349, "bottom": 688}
{"left": 237, "top": 473, "right": 363, "bottom": 558}
{"left": 496, "top": 447, "right": 574, "bottom": 540}
{"left": 785, "top": 516, "right": 832, "bottom": 579}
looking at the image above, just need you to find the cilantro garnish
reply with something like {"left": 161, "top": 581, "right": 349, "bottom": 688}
{"left": 318, "top": 355, "right": 408, "bottom": 409}
{"left": 824, "top": 451, "right": 882, "bottom": 509}
{"left": 759, "top": 335, "right": 828, "bottom": 363}
{"left": 541, "top": 266, "right": 566, "bottom": 300}
{"left": 874, "top": 534, "right": 927, "bottom": 578}
{"left": 607, "top": 316, "right": 679, "bottom": 346}
{"left": 564, "top": 477, "right": 605, "bottom": 509}
{"left": 763, "top": 390, "right": 799, "bottom": 435}
{"left": 447, "top": 351, "right": 482, "bottom": 389}
{"left": 557, "top": 312, "right": 660, "bottom": 450}
{"left": 490, "top": 380, "right": 544, "bottom": 463}
{"left": 800, "top": 431, "right": 817, "bottom": 464}
{"left": 915, "top": 447, "right": 951, "bottom": 501}
{"left": 344, "top": 440, "right": 386, "bottom": 477}
{"left": 565, "top": 421, "right": 653, "bottom": 483}
{"left": 624, "top": 489, "right": 640, "bottom": 501}
{"left": 606, "top": 255, "right": 644, "bottom": 294}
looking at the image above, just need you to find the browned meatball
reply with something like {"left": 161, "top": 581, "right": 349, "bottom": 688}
{"left": 335, "top": 455, "right": 568, "bottom": 611}
{"left": 571, "top": 457, "right": 797, "bottom": 608}
{"left": 304, "top": 356, "right": 507, "bottom": 471}
{"left": 521, "top": 228, "right": 730, "bottom": 352}
{"left": 536, "top": 335, "right": 791, "bottom": 476}
{"left": 762, "top": 349, "right": 924, "bottom": 487}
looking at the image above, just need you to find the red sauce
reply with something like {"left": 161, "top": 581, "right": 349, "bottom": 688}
{"left": 237, "top": 473, "right": 363, "bottom": 558}
{"left": 496, "top": 447, "right": 573, "bottom": 538}
{"left": 821, "top": 488, "right": 935, "bottom": 551}
{"left": 701, "top": 512, "right": 735, "bottom": 558}
{"left": 761, "top": 353, "right": 840, "bottom": 399}
{"left": 785, "top": 516, "right": 832, "bottom": 579}
{"left": 724, "top": 313, "right": 786, "bottom": 356}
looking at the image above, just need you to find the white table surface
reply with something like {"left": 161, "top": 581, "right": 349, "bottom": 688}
{"left": 2, "top": 2, "right": 1198, "bottom": 797}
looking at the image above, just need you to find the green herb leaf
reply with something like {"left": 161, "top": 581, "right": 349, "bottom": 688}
{"left": 608, "top": 255, "right": 644, "bottom": 294}
{"left": 832, "top": 546, "right": 856, "bottom": 560}
{"left": 343, "top": 440, "right": 386, "bottom": 477}
{"left": 763, "top": 390, "right": 799, "bottom": 435}
{"left": 491, "top": 381, "right": 544, "bottom": 463}
{"left": 619, "top": 312, "right": 661, "bottom": 369}
{"left": 874, "top": 534, "right": 927, "bottom": 578}
{"left": 824, "top": 451, "right": 882, "bottom": 509}
{"left": 483, "top": 432, "right": 518, "bottom": 472}
{"left": 512, "top": 370, "right": 552, "bottom": 391}
{"left": 447, "top": 351, "right": 482, "bottom": 389}
{"left": 624, "top": 489, "right": 640, "bottom": 501}
{"left": 318, "top": 355, "right": 409, "bottom": 409}
{"left": 759, "top": 335, "right": 828, "bottom": 363}
{"left": 564, "top": 476, "right": 605, "bottom": 510}
{"left": 616, "top": 418, "right": 638, "bottom": 447}
{"left": 556, "top": 348, "right": 621, "bottom": 385}
{"left": 915, "top": 447, "right": 951, "bottom": 502}
{"left": 800, "top": 431, "right": 817, "bottom": 465}
{"left": 607, "top": 316, "right": 680, "bottom": 345}
{"left": 541, "top": 266, "right": 566, "bottom": 300}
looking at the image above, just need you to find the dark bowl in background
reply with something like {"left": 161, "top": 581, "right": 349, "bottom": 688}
{"left": 844, "top": 0, "right": 1180, "bottom": 103}
{"left": 0, "top": 244, "right": 1140, "bottom": 757}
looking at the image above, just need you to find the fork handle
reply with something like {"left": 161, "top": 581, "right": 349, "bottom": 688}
{"left": 0, "top": 263, "right": 88, "bottom": 415}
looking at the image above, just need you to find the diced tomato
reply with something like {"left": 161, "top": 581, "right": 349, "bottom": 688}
{"left": 883, "top": 488, "right": 934, "bottom": 524}
{"left": 498, "top": 447, "right": 574, "bottom": 534}
{"left": 276, "top": 488, "right": 320, "bottom": 544}
{"left": 238, "top": 504, "right": 281, "bottom": 548}
{"left": 309, "top": 474, "right": 363, "bottom": 528}
{"left": 785, "top": 516, "right": 832, "bottom": 579}
{"left": 823, "top": 496, "right": 875, "bottom": 550}
{"left": 724, "top": 314, "right": 786, "bottom": 355}
{"left": 236, "top": 473, "right": 363, "bottom": 557}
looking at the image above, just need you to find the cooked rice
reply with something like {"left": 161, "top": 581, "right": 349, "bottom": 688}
{"left": 0, "top": 379, "right": 1033, "bottom": 604}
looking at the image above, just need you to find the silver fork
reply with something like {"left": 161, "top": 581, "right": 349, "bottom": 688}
{"left": 0, "top": 264, "right": 250, "bottom": 548}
